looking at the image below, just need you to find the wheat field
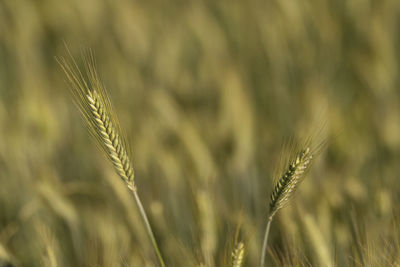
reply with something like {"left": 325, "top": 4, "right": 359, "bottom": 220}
{"left": 1, "top": 0, "right": 400, "bottom": 266}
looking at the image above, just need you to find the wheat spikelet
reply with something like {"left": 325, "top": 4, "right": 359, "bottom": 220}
{"left": 231, "top": 242, "right": 245, "bottom": 267}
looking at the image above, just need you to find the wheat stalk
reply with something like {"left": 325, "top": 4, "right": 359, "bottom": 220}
{"left": 58, "top": 50, "right": 165, "bottom": 267}
{"left": 231, "top": 242, "right": 245, "bottom": 267}
{"left": 260, "top": 137, "right": 325, "bottom": 267}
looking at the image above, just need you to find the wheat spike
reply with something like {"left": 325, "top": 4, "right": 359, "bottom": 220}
{"left": 57, "top": 51, "right": 135, "bottom": 190}
{"left": 86, "top": 90, "right": 135, "bottom": 190}
{"left": 58, "top": 50, "right": 165, "bottom": 267}
{"left": 231, "top": 242, "right": 245, "bottom": 267}
{"left": 269, "top": 147, "right": 312, "bottom": 218}
{"left": 261, "top": 135, "right": 326, "bottom": 267}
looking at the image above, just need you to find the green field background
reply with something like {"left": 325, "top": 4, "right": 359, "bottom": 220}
{"left": 1, "top": 1, "right": 400, "bottom": 266}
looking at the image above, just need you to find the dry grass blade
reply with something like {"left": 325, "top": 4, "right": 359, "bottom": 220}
{"left": 231, "top": 242, "right": 245, "bottom": 267}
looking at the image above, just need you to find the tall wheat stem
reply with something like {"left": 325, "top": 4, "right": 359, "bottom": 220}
{"left": 260, "top": 216, "right": 272, "bottom": 267}
{"left": 132, "top": 189, "right": 165, "bottom": 267}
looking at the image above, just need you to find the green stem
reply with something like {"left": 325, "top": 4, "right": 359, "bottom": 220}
{"left": 260, "top": 216, "right": 273, "bottom": 267}
{"left": 131, "top": 189, "right": 166, "bottom": 267}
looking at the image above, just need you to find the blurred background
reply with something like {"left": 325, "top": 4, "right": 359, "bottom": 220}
{"left": 1, "top": 0, "right": 400, "bottom": 266}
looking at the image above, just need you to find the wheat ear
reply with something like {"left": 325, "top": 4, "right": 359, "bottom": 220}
{"left": 260, "top": 141, "right": 321, "bottom": 267}
{"left": 231, "top": 242, "right": 245, "bottom": 267}
{"left": 268, "top": 147, "right": 312, "bottom": 219}
{"left": 58, "top": 51, "right": 165, "bottom": 267}
{"left": 86, "top": 90, "right": 135, "bottom": 189}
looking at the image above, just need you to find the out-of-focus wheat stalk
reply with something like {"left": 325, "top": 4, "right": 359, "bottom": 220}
{"left": 260, "top": 137, "right": 325, "bottom": 267}
{"left": 57, "top": 51, "right": 165, "bottom": 267}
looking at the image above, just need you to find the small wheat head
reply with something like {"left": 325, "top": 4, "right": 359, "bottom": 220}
{"left": 261, "top": 133, "right": 326, "bottom": 267}
{"left": 231, "top": 242, "right": 245, "bottom": 267}
{"left": 269, "top": 146, "right": 314, "bottom": 219}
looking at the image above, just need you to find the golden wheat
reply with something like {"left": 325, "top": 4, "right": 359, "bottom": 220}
{"left": 86, "top": 89, "right": 135, "bottom": 190}
{"left": 58, "top": 52, "right": 134, "bottom": 186}
{"left": 58, "top": 50, "right": 165, "bottom": 267}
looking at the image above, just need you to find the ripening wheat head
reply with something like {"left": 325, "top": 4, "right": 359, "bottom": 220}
{"left": 269, "top": 137, "right": 325, "bottom": 219}
{"left": 58, "top": 51, "right": 166, "bottom": 267}
{"left": 58, "top": 51, "right": 135, "bottom": 191}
